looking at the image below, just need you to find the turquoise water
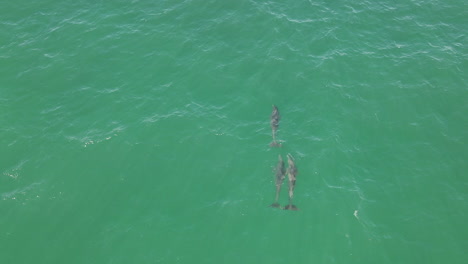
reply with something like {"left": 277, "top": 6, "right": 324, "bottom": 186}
{"left": 1, "top": 0, "right": 467, "bottom": 263}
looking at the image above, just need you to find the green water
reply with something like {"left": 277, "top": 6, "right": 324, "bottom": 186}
{"left": 1, "top": 0, "right": 467, "bottom": 263}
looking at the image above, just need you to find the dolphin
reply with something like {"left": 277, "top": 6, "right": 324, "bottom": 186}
{"left": 284, "top": 153, "right": 298, "bottom": 210}
{"left": 270, "top": 154, "right": 286, "bottom": 208}
{"left": 270, "top": 105, "right": 281, "bottom": 147}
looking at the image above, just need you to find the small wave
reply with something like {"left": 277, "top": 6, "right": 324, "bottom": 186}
{"left": 2, "top": 160, "right": 28, "bottom": 180}
{"left": 1, "top": 181, "right": 43, "bottom": 201}
{"left": 65, "top": 123, "right": 126, "bottom": 148}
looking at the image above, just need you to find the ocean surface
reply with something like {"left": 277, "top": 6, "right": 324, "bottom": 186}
{"left": 1, "top": 0, "right": 467, "bottom": 263}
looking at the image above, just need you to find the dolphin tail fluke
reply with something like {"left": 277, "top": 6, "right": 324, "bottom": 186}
{"left": 270, "top": 141, "right": 281, "bottom": 147}
{"left": 270, "top": 202, "right": 281, "bottom": 208}
{"left": 283, "top": 204, "right": 299, "bottom": 211}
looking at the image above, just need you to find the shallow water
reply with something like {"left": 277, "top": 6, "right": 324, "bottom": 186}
{"left": 1, "top": 0, "right": 467, "bottom": 263}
